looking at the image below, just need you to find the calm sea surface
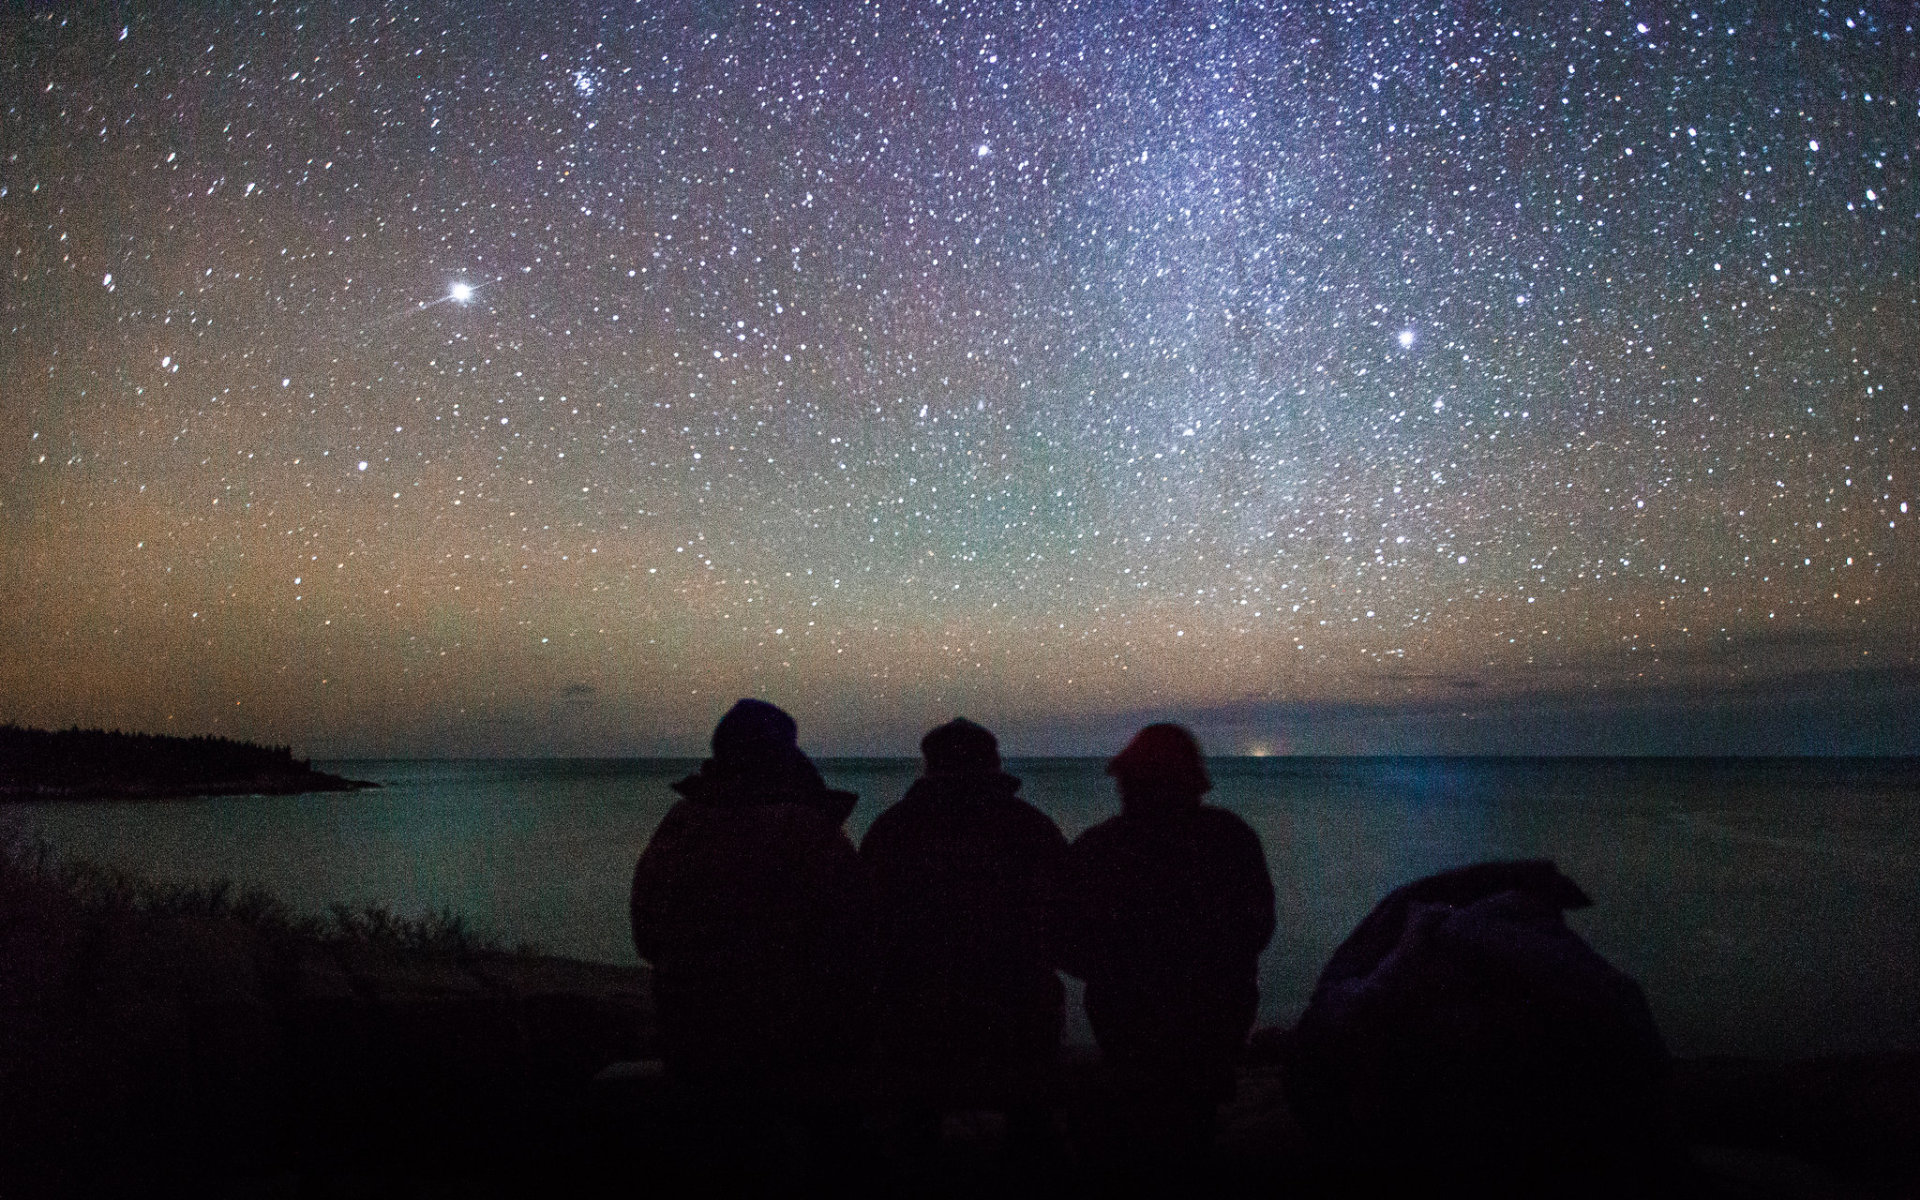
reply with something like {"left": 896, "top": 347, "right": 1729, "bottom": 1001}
{"left": 5, "top": 756, "right": 1916, "bottom": 1059}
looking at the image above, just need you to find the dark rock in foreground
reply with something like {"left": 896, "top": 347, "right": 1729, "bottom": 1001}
{"left": 0, "top": 723, "right": 377, "bottom": 800}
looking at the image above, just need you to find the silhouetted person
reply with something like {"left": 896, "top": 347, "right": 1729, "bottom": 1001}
{"left": 861, "top": 719, "right": 1068, "bottom": 1177}
{"left": 1062, "top": 724, "right": 1275, "bottom": 1185}
{"left": 1283, "top": 860, "right": 1677, "bottom": 1195}
{"left": 863, "top": 718, "right": 1068, "bottom": 1078}
{"left": 630, "top": 699, "right": 872, "bottom": 1097}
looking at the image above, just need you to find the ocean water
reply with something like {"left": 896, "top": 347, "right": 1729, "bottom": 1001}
{"left": 5, "top": 756, "right": 1916, "bottom": 1060}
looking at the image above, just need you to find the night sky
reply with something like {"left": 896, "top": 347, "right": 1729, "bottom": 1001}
{"left": 2, "top": 3, "right": 1915, "bottom": 756}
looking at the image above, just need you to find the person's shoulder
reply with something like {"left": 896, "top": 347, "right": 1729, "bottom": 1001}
{"left": 641, "top": 795, "right": 746, "bottom": 863}
{"left": 684, "top": 788, "right": 845, "bottom": 841}
{"left": 858, "top": 793, "right": 916, "bottom": 856}
{"left": 987, "top": 790, "right": 1067, "bottom": 844}
{"left": 644, "top": 794, "right": 708, "bottom": 840}
{"left": 1068, "top": 812, "right": 1127, "bottom": 852}
{"left": 1193, "top": 802, "right": 1255, "bottom": 826}
{"left": 862, "top": 782, "right": 941, "bottom": 841}
{"left": 1194, "top": 804, "right": 1267, "bottom": 855}
{"left": 718, "top": 802, "right": 856, "bottom": 875}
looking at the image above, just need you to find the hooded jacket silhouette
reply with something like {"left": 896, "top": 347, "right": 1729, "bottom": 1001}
{"left": 1061, "top": 724, "right": 1275, "bottom": 1098}
{"left": 860, "top": 719, "right": 1068, "bottom": 1081}
{"left": 630, "top": 699, "right": 872, "bottom": 1091}
{"left": 1285, "top": 859, "right": 1673, "bottom": 1190}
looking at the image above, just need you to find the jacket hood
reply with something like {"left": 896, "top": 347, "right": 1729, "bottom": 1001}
{"left": 903, "top": 769, "right": 1023, "bottom": 805}
{"left": 671, "top": 751, "right": 858, "bottom": 827}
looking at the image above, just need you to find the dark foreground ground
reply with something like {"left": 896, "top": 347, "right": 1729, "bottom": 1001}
{"left": 1, "top": 851, "right": 1913, "bottom": 1197}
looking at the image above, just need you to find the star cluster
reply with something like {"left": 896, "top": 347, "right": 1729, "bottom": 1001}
{"left": 1, "top": 2, "right": 1914, "bottom": 753}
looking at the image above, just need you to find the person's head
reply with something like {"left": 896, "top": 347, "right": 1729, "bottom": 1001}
{"left": 1107, "top": 723, "right": 1210, "bottom": 813}
{"left": 920, "top": 717, "right": 1002, "bottom": 778}
{"left": 699, "top": 698, "right": 857, "bottom": 823}
{"left": 709, "top": 698, "right": 804, "bottom": 777}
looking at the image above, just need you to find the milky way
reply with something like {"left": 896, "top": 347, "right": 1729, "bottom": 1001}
{"left": 2, "top": 3, "right": 1915, "bottom": 754}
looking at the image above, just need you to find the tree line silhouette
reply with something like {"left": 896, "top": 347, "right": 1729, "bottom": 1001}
{"left": 0, "top": 724, "right": 370, "bottom": 798}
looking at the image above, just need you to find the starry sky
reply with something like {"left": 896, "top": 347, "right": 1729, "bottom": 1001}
{"left": 2, "top": 2, "right": 1915, "bottom": 757}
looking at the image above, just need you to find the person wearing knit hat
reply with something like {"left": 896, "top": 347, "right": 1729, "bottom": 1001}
{"left": 1105, "top": 722, "right": 1212, "bottom": 811}
{"left": 917, "top": 714, "right": 1006, "bottom": 777}
{"left": 630, "top": 698, "right": 871, "bottom": 1105}
{"left": 1062, "top": 723, "right": 1275, "bottom": 1183}
{"left": 859, "top": 718, "right": 1070, "bottom": 1168}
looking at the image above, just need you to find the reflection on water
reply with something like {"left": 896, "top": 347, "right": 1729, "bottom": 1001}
{"left": 5, "top": 756, "right": 1916, "bottom": 1058}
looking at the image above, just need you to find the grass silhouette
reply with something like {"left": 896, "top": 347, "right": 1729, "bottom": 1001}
{"left": 0, "top": 830, "right": 511, "bottom": 957}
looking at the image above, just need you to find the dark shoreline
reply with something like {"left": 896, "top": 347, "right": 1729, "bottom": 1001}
{"left": 0, "top": 724, "right": 380, "bottom": 802}
{"left": 0, "top": 772, "right": 380, "bottom": 802}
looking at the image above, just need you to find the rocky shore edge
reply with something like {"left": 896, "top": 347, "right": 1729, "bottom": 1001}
{"left": 0, "top": 851, "right": 1912, "bottom": 1195}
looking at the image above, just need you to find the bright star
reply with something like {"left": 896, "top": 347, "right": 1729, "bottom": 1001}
{"left": 1398, "top": 329, "right": 1416, "bottom": 349}
{"left": 450, "top": 282, "right": 474, "bottom": 303}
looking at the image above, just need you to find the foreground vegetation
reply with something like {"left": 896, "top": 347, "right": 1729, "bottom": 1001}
{"left": 0, "top": 834, "right": 653, "bottom": 1194}
{"left": 0, "top": 832, "right": 498, "bottom": 957}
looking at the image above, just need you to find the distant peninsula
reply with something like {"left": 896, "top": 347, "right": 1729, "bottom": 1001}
{"left": 0, "top": 725, "right": 377, "bottom": 801}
